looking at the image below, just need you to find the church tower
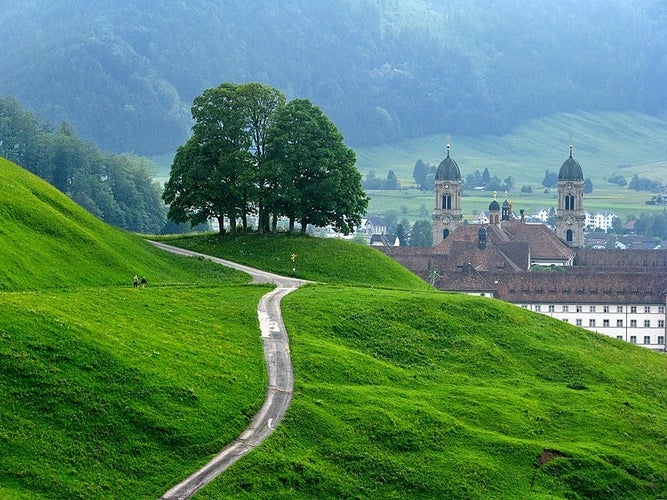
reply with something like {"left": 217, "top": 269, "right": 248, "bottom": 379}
{"left": 433, "top": 140, "right": 463, "bottom": 245}
{"left": 555, "top": 144, "right": 585, "bottom": 247}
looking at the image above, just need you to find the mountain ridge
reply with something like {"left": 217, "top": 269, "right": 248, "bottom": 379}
{"left": 1, "top": 0, "right": 664, "bottom": 155}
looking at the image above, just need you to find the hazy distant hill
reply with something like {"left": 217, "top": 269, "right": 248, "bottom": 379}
{"left": 1, "top": 0, "right": 665, "bottom": 155}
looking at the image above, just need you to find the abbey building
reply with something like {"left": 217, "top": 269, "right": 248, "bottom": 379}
{"left": 382, "top": 143, "right": 667, "bottom": 351}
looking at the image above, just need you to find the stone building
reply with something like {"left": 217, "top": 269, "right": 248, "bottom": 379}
{"left": 380, "top": 143, "right": 667, "bottom": 351}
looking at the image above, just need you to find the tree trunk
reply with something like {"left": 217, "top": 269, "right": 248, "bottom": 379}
{"left": 289, "top": 217, "right": 295, "bottom": 234}
{"left": 300, "top": 220, "right": 308, "bottom": 235}
{"left": 217, "top": 216, "right": 225, "bottom": 234}
{"left": 258, "top": 207, "right": 265, "bottom": 234}
{"left": 272, "top": 215, "right": 278, "bottom": 232}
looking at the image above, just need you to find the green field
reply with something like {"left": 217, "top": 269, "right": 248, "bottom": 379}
{"left": 2, "top": 156, "right": 667, "bottom": 498}
{"left": 353, "top": 111, "right": 667, "bottom": 223}
{"left": 365, "top": 185, "right": 660, "bottom": 225}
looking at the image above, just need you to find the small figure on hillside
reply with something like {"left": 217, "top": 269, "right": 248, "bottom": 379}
{"left": 140, "top": 276, "right": 147, "bottom": 288}
{"left": 133, "top": 274, "right": 139, "bottom": 288}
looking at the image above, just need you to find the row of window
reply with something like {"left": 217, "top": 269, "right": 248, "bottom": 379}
{"left": 537, "top": 305, "right": 665, "bottom": 314}
{"left": 564, "top": 318, "right": 666, "bottom": 328}
{"left": 620, "top": 335, "right": 665, "bottom": 345}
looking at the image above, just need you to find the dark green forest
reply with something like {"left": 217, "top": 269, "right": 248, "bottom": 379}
{"left": 0, "top": 0, "right": 665, "bottom": 156}
{"left": 0, "top": 97, "right": 167, "bottom": 233}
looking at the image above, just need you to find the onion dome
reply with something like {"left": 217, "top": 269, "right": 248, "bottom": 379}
{"left": 489, "top": 199, "right": 500, "bottom": 211}
{"left": 435, "top": 143, "right": 461, "bottom": 181}
{"left": 558, "top": 144, "right": 583, "bottom": 181}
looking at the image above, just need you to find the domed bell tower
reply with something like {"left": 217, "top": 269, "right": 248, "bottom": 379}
{"left": 555, "top": 143, "right": 585, "bottom": 247}
{"left": 433, "top": 139, "right": 463, "bottom": 245}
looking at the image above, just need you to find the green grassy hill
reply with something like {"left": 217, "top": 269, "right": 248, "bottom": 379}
{"left": 157, "top": 233, "right": 428, "bottom": 289}
{"left": 2, "top": 157, "right": 667, "bottom": 498}
{"left": 0, "top": 158, "right": 271, "bottom": 498}
{"left": 356, "top": 111, "right": 667, "bottom": 185}
{"left": 198, "top": 285, "right": 667, "bottom": 499}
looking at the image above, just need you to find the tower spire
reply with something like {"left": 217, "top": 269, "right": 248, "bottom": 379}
{"left": 569, "top": 135, "right": 574, "bottom": 158}
{"left": 446, "top": 134, "right": 451, "bottom": 157}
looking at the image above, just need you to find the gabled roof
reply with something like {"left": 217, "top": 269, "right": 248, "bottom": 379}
{"left": 432, "top": 221, "right": 573, "bottom": 267}
{"left": 498, "top": 221, "right": 574, "bottom": 262}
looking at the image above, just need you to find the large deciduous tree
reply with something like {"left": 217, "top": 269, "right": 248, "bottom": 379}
{"left": 163, "top": 82, "right": 285, "bottom": 234}
{"left": 164, "top": 86, "right": 367, "bottom": 236}
{"left": 237, "top": 83, "right": 286, "bottom": 233}
{"left": 265, "top": 99, "right": 368, "bottom": 234}
{"left": 163, "top": 83, "right": 254, "bottom": 234}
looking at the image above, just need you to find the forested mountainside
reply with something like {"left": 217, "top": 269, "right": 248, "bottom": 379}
{"left": 0, "top": 0, "right": 665, "bottom": 156}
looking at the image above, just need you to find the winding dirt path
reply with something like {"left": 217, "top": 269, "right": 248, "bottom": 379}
{"left": 148, "top": 241, "right": 310, "bottom": 500}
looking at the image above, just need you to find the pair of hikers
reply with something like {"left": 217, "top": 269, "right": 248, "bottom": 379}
{"left": 133, "top": 274, "right": 147, "bottom": 288}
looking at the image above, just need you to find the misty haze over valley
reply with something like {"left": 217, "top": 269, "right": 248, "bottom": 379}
{"left": 1, "top": 0, "right": 665, "bottom": 156}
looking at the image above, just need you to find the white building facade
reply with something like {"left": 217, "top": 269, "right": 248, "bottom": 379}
{"left": 518, "top": 300, "right": 666, "bottom": 351}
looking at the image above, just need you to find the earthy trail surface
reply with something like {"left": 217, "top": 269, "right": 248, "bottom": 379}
{"left": 149, "top": 241, "right": 310, "bottom": 500}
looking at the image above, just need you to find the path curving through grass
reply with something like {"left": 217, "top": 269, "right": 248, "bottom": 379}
{"left": 148, "top": 241, "right": 311, "bottom": 499}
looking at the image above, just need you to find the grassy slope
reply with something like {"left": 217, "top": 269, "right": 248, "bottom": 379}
{"left": 0, "top": 159, "right": 273, "bottom": 498}
{"left": 157, "top": 233, "right": 428, "bottom": 290}
{"left": 0, "top": 158, "right": 251, "bottom": 290}
{"left": 355, "top": 111, "right": 667, "bottom": 184}
{"left": 199, "top": 286, "right": 667, "bottom": 499}
{"left": 3, "top": 156, "right": 667, "bottom": 498}
{"left": 158, "top": 236, "right": 667, "bottom": 499}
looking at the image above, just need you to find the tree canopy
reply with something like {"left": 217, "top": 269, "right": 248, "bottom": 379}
{"left": 163, "top": 85, "right": 368, "bottom": 235}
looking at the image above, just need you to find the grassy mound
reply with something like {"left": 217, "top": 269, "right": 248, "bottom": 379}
{"left": 0, "top": 157, "right": 248, "bottom": 290}
{"left": 0, "top": 159, "right": 269, "bottom": 498}
{"left": 200, "top": 286, "right": 667, "bottom": 499}
{"left": 157, "top": 233, "right": 427, "bottom": 289}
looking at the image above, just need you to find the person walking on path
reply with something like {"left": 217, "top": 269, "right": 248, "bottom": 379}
{"left": 133, "top": 274, "right": 139, "bottom": 288}
{"left": 140, "top": 276, "right": 147, "bottom": 288}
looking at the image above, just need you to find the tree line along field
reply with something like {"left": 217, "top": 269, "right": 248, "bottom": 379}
{"left": 354, "top": 111, "right": 667, "bottom": 225}
{"left": 365, "top": 186, "right": 661, "bottom": 227}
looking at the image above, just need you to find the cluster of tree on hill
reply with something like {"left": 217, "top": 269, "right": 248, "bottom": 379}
{"left": 608, "top": 173, "right": 664, "bottom": 193}
{"left": 362, "top": 170, "right": 400, "bottom": 190}
{"left": 163, "top": 83, "right": 368, "bottom": 235}
{"left": 0, "top": 97, "right": 167, "bottom": 233}
{"left": 1, "top": 1, "right": 665, "bottom": 155}
{"left": 411, "top": 160, "right": 513, "bottom": 192}
{"left": 628, "top": 174, "right": 664, "bottom": 193}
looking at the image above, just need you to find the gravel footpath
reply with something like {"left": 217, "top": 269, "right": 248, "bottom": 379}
{"left": 148, "top": 241, "right": 310, "bottom": 499}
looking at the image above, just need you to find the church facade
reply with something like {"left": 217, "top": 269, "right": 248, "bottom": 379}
{"left": 380, "top": 143, "right": 667, "bottom": 351}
